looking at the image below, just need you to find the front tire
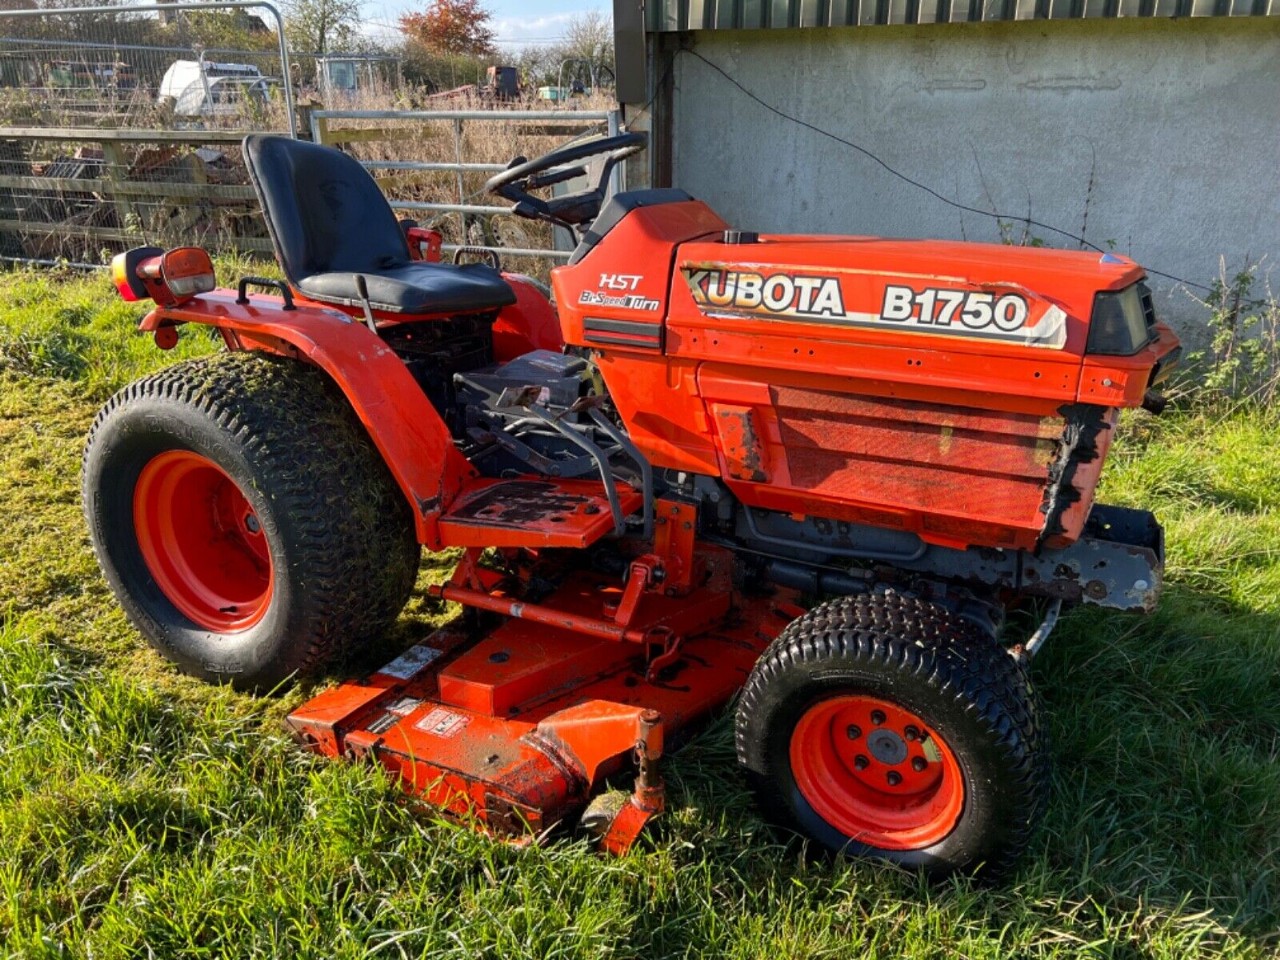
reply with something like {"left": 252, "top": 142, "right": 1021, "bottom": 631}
{"left": 82, "top": 351, "right": 419, "bottom": 690}
{"left": 736, "top": 590, "right": 1047, "bottom": 878}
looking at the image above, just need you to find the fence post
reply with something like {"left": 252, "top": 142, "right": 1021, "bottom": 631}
{"left": 607, "top": 108, "right": 623, "bottom": 197}
{"left": 452, "top": 117, "right": 468, "bottom": 239}
{"left": 100, "top": 140, "right": 143, "bottom": 240}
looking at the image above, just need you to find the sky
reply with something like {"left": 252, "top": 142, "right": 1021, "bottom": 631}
{"left": 362, "top": 1, "right": 610, "bottom": 48}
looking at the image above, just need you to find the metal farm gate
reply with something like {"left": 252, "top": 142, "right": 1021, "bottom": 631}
{"left": 309, "top": 107, "right": 622, "bottom": 268}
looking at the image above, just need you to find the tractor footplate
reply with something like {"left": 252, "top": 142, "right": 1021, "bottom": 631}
{"left": 286, "top": 591, "right": 797, "bottom": 852}
{"left": 438, "top": 476, "right": 643, "bottom": 549}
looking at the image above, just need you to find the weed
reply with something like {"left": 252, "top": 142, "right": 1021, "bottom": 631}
{"left": 1187, "top": 258, "right": 1280, "bottom": 404}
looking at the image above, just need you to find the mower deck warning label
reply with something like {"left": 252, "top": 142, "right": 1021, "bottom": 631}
{"left": 377, "top": 644, "right": 444, "bottom": 681}
{"left": 415, "top": 707, "right": 471, "bottom": 738}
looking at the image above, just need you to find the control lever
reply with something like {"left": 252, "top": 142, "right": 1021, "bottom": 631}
{"left": 353, "top": 274, "right": 377, "bottom": 335}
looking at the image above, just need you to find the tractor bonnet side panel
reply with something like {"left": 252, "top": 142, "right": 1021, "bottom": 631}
{"left": 669, "top": 236, "right": 1145, "bottom": 552}
{"left": 552, "top": 200, "right": 729, "bottom": 474}
{"left": 552, "top": 199, "right": 728, "bottom": 350}
{"left": 698, "top": 367, "right": 1117, "bottom": 552}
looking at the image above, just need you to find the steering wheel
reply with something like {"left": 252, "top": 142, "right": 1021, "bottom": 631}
{"left": 485, "top": 132, "right": 647, "bottom": 231}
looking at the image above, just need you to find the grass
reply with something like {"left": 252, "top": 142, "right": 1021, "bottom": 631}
{"left": 0, "top": 266, "right": 1277, "bottom": 959}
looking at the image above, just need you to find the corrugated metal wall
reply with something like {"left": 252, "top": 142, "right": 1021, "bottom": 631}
{"left": 647, "top": 0, "right": 1275, "bottom": 30}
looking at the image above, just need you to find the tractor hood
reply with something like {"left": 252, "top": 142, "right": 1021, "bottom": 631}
{"left": 553, "top": 195, "right": 1180, "bottom": 414}
{"left": 551, "top": 195, "right": 1182, "bottom": 555}
{"left": 675, "top": 233, "right": 1147, "bottom": 357}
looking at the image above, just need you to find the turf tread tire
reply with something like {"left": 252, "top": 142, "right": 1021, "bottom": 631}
{"left": 735, "top": 589, "right": 1048, "bottom": 878}
{"left": 82, "top": 351, "right": 419, "bottom": 689}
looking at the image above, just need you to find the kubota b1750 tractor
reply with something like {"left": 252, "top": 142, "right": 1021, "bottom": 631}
{"left": 84, "top": 132, "right": 1180, "bottom": 876}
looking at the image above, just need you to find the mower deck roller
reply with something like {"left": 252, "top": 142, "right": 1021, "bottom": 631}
{"left": 85, "top": 132, "right": 1180, "bottom": 876}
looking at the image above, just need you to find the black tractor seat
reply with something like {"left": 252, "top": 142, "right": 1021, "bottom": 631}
{"left": 243, "top": 135, "right": 516, "bottom": 316}
{"left": 295, "top": 262, "right": 514, "bottom": 315}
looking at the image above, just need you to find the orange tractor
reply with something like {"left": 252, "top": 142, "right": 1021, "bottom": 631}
{"left": 84, "top": 132, "right": 1180, "bottom": 876}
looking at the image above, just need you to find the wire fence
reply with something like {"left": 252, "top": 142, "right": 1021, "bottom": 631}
{"left": 0, "top": 127, "right": 270, "bottom": 263}
{"left": 0, "top": 2, "right": 302, "bottom": 133}
{"left": 0, "top": 35, "right": 408, "bottom": 133}
{"left": 0, "top": 36, "right": 294, "bottom": 129}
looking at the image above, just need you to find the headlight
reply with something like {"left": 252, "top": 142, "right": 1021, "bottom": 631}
{"left": 1087, "top": 283, "right": 1156, "bottom": 356}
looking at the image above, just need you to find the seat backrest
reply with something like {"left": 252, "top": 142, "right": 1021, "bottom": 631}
{"left": 243, "top": 134, "right": 410, "bottom": 283}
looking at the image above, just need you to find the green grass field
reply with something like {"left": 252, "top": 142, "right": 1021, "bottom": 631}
{"left": 1, "top": 267, "right": 1277, "bottom": 959}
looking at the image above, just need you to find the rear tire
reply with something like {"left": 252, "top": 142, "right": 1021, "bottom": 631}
{"left": 736, "top": 589, "right": 1047, "bottom": 878}
{"left": 82, "top": 351, "right": 420, "bottom": 690}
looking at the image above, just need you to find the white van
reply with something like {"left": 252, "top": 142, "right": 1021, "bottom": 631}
{"left": 158, "top": 59, "right": 280, "bottom": 117}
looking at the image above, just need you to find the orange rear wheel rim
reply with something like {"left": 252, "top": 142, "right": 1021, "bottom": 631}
{"left": 789, "top": 694, "right": 964, "bottom": 850}
{"left": 133, "top": 450, "right": 273, "bottom": 632}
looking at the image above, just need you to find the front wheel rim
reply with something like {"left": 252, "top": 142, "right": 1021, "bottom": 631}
{"left": 789, "top": 694, "right": 965, "bottom": 851}
{"left": 133, "top": 450, "right": 274, "bottom": 632}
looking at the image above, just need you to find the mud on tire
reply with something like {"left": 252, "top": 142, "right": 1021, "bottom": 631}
{"left": 82, "top": 351, "right": 420, "bottom": 690}
{"left": 735, "top": 589, "right": 1048, "bottom": 878}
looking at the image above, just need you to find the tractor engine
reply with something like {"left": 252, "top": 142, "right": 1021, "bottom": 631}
{"left": 381, "top": 312, "right": 642, "bottom": 495}
{"left": 380, "top": 316, "right": 497, "bottom": 435}
{"left": 453, "top": 349, "right": 643, "bottom": 489}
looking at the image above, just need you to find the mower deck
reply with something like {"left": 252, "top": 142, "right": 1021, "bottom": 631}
{"left": 287, "top": 552, "right": 801, "bottom": 852}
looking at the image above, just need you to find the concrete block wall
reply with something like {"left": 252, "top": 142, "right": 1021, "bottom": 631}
{"left": 668, "top": 17, "right": 1280, "bottom": 335}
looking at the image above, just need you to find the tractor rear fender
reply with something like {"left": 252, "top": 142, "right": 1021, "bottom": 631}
{"left": 493, "top": 273, "right": 564, "bottom": 360}
{"left": 139, "top": 290, "right": 475, "bottom": 549}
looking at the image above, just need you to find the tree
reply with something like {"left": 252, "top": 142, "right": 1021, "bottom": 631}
{"left": 561, "top": 9, "right": 612, "bottom": 70}
{"left": 515, "top": 11, "right": 615, "bottom": 90}
{"left": 399, "top": 0, "right": 495, "bottom": 58}
{"left": 284, "top": 0, "right": 364, "bottom": 56}
{"left": 176, "top": 10, "right": 280, "bottom": 53}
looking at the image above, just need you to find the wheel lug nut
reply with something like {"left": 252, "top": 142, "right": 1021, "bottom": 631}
{"left": 886, "top": 771, "right": 902, "bottom": 786}
{"left": 870, "top": 710, "right": 886, "bottom": 726}
{"left": 904, "top": 725, "right": 919, "bottom": 741}
{"left": 911, "top": 756, "right": 927, "bottom": 772}
{"left": 854, "top": 754, "right": 869, "bottom": 771}
{"left": 845, "top": 724, "right": 861, "bottom": 740}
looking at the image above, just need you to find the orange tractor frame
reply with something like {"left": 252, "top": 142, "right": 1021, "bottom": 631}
{"left": 84, "top": 132, "right": 1179, "bottom": 876}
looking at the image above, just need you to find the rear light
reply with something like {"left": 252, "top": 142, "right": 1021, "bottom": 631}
{"left": 156, "top": 247, "right": 216, "bottom": 299}
{"left": 109, "top": 245, "right": 215, "bottom": 305}
{"left": 1087, "top": 282, "right": 1156, "bottom": 356}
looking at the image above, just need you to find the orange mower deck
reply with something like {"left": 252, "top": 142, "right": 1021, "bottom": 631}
{"left": 286, "top": 543, "right": 799, "bottom": 852}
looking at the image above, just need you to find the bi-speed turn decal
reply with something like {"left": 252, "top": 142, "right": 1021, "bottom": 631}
{"left": 683, "top": 265, "right": 1068, "bottom": 350}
